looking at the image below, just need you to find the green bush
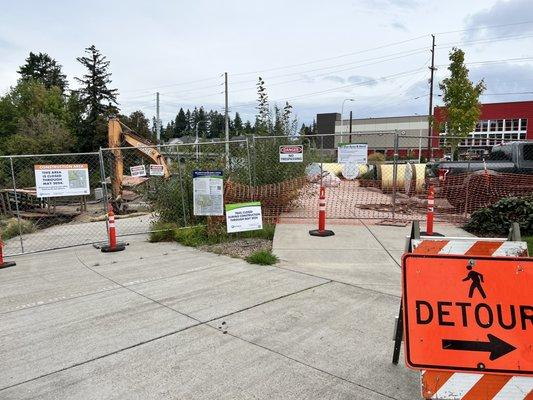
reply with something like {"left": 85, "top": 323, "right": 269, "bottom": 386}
{"left": 173, "top": 225, "right": 209, "bottom": 247}
{"left": 246, "top": 250, "right": 278, "bottom": 265}
{"left": 464, "top": 196, "right": 533, "bottom": 236}
{"left": 1, "top": 218, "right": 36, "bottom": 240}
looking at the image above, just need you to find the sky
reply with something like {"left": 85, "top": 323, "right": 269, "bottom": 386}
{"left": 1, "top": 0, "right": 533, "bottom": 127}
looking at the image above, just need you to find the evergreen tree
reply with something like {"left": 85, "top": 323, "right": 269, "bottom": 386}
{"left": 174, "top": 108, "right": 187, "bottom": 137}
{"left": 439, "top": 48, "right": 485, "bottom": 159}
{"left": 233, "top": 112, "right": 243, "bottom": 134}
{"left": 243, "top": 120, "right": 253, "bottom": 135}
{"left": 185, "top": 109, "right": 192, "bottom": 134}
{"left": 18, "top": 52, "right": 68, "bottom": 93}
{"left": 75, "top": 45, "right": 119, "bottom": 150}
{"left": 208, "top": 110, "right": 225, "bottom": 139}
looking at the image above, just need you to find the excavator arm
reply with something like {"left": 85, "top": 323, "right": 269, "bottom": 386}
{"left": 108, "top": 118, "right": 170, "bottom": 208}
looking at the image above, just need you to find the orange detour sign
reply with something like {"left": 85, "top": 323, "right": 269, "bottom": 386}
{"left": 402, "top": 253, "right": 533, "bottom": 376}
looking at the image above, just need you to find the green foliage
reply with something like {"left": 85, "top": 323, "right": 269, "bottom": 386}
{"left": 149, "top": 221, "right": 180, "bottom": 242}
{"left": 75, "top": 45, "right": 118, "bottom": 151}
{"left": 525, "top": 236, "right": 533, "bottom": 256}
{"left": 173, "top": 225, "right": 209, "bottom": 246}
{"left": 439, "top": 48, "right": 486, "bottom": 156}
{"left": 1, "top": 218, "right": 36, "bottom": 240}
{"left": 18, "top": 52, "right": 68, "bottom": 93}
{"left": 464, "top": 196, "right": 533, "bottom": 236}
{"left": 246, "top": 250, "right": 278, "bottom": 265}
{"left": 3, "top": 113, "right": 75, "bottom": 155}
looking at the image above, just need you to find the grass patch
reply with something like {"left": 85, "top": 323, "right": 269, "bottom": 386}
{"left": 149, "top": 221, "right": 180, "bottom": 242}
{"left": 525, "top": 236, "right": 533, "bottom": 256}
{"left": 246, "top": 250, "right": 278, "bottom": 265}
{"left": 1, "top": 218, "right": 36, "bottom": 240}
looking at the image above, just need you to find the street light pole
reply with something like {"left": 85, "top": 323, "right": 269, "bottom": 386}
{"left": 340, "top": 98, "right": 355, "bottom": 138}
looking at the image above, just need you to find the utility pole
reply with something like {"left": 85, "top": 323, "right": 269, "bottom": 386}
{"left": 224, "top": 72, "right": 230, "bottom": 168}
{"left": 427, "top": 34, "right": 436, "bottom": 159}
{"left": 156, "top": 91, "right": 161, "bottom": 148}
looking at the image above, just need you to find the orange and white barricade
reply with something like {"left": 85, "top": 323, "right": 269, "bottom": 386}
{"left": 405, "top": 235, "right": 532, "bottom": 400}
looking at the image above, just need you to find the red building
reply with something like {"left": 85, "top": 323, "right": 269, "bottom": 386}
{"left": 432, "top": 100, "right": 533, "bottom": 150}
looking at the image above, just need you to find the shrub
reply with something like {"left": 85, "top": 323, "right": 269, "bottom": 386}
{"left": 173, "top": 225, "right": 209, "bottom": 247}
{"left": 0, "top": 218, "right": 36, "bottom": 240}
{"left": 246, "top": 250, "right": 278, "bottom": 265}
{"left": 464, "top": 195, "right": 533, "bottom": 236}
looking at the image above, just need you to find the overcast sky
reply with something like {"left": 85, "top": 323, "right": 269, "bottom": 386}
{"left": 1, "top": 0, "right": 532, "bottom": 126}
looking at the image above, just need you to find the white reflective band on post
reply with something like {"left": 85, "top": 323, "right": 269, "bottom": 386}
{"left": 319, "top": 207, "right": 326, "bottom": 211}
{"left": 109, "top": 221, "right": 115, "bottom": 228}
{"left": 428, "top": 207, "right": 434, "bottom": 212}
{"left": 428, "top": 200, "right": 434, "bottom": 205}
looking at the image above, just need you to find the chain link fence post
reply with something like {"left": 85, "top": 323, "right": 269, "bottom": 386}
{"left": 9, "top": 156, "right": 24, "bottom": 253}
{"left": 98, "top": 148, "right": 110, "bottom": 234}
{"left": 175, "top": 144, "right": 188, "bottom": 227}
{"left": 245, "top": 137, "right": 254, "bottom": 201}
{"left": 391, "top": 130, "right": 400, "bottom": 221}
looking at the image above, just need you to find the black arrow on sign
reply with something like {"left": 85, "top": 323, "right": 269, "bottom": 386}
{"left": 442, "top": 334, "right": 516, "bottom": 361}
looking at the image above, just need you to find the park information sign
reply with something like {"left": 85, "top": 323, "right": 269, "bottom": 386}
{"left": 279, "top": 145, "right": 303, "bottom": 163}
{"left": 402, "top": 253, "right": 533, "bottom": 376}
{"left": 225, "top": 202, "right": 263, "bottom": 233}
{"left": 149, "top": 164, "right": 165, "bottom": 176}
{"left": 193, "top": 170, "right": 224, "bottom": 216}
{"left": 130, "top": 165, "right": 146, "bottom": 177}
{"left": 337, "top": 143, "right": 368, "bottom": 164}
{"left": 34, "top": 164, "right": 90, "bottom": 198}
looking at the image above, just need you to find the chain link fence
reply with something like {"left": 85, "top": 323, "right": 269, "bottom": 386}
{"left": 2, "top": 134, "right": 533, "bottom": 256}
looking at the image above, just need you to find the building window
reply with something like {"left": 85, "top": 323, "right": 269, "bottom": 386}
{"left": 505, "top": 120, "right": 512, "bottom": 131}
{"left": 497, "top": 119, "right": 504, "bottom": 131}
{"left": 512, "top": 119, "right": 520, "bottom": 130}
{"left": 521, "top": 119, "right": 528, "bottom": 130}
{"left": 481, "top": 120, "right": 489, "bottom": 131}
{"left": 475, "top": 122, "right": 481, "bottom": 132}
{"left": 489, "top": 120, "right": 497, "bottom": 131}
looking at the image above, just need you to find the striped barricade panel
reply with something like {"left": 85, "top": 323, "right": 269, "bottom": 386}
{"left": 410, "top": 237, "right": 532, "bottom": 400}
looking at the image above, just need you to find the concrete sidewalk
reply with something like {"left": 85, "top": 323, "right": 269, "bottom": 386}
{"left": 0, "top": 221, "right": 470, "bottom": 399}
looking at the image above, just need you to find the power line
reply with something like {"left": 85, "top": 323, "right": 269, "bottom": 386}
{"left": 435, "top": 20, "right": 533, "bottom": 35}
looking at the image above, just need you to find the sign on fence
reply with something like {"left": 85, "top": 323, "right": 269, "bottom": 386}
{"left": 193, "top": 170, "right": 224, "bottom": 216}
{"left": 279, "top": 145, "right": 303, "bottom": 163}
{"left": 337, "top": 143, "right": 368, "bottom": 164}
{"left": 130, "top": 165, "right": 146, "bottom": 177}
{"left": 402, "top": 253, "right": 533, "bottom": 376}
{"left": 149, "top": 164, "right": 165, "bottom": 176}
{"left": 34, "top": 164, "right": 90, "bottom": 198}
{"left": 225, "top": 202, "right": 263, "bottom": 233}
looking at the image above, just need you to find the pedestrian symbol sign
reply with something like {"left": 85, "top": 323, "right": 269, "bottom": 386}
{"left": 402, "top": 253, "right": 533, "bottom": 376}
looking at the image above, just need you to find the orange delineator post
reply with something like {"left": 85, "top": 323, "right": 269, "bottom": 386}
{"left": 309, "top": 186, "right": 335, "bottom": 237}
{"left": 0, "top": 239, "right": 16, "bottom": 269}
{"left": 100, "top": 204, "right": 126, "bottom": 253}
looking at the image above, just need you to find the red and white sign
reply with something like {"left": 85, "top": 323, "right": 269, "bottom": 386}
{"left": 149, "top": 164, "right": 165, "bottom": 176}
{"left": 402, "top": 253, "right": 533, "bottom": 376}
{"left": 279, "top": 145, "right": 303, "bottom": 163}
{"left": 130, "top": 165, "right": 147, "bottom": 177}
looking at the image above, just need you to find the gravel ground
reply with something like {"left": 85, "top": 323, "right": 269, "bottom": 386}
{"left": 199, "top": 238, "right": 272, "bottom": 259}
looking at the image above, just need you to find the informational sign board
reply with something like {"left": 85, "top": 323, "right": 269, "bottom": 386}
{"left": 149, "top": 164, "right": 165, "bottom": 176}
{"left": 402, "top": 253, "right": 533, "bottom": 376}
{"left": 279, "top": 145, "right": 303, "bottom": 163}
{"left": 193, "top": 170, "right": 224, "bottom": 216}
{"left": 34, "top": 164, "right": 90, "bottom": 198}
{"left": 225, "top": 202, "right": 263, "bottom": 233}
{"left": 130, "top": 165, "right": 147, "bottom": 177}
{"left": 337, "top": 143, "right": 368, "bottom": 164}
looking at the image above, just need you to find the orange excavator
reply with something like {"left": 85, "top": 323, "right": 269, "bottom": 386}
{"left": 107, "top": 118, "right": 170, "bottom": 211}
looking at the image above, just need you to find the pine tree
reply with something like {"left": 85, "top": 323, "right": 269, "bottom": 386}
{"left": 18, "top": 52, "right": 68, "bottom": 93}
{"left": 174, "top": 108, "right": 187, "bottom": 137}
{"left": 185, "top": 109, "right": 192, "bottom": 134}
{"left": 233, "top": 112, "right": 243, "bottom": 135}
{"left": 75, "top": 45, "right": 119, "bottom": 150}
{"left": 439, "top": 48, "right": 485, "bottom": 159}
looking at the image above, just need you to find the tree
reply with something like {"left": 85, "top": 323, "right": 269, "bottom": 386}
{"left": 439, "top": 48, "right": 485, "bottom": 158}
{"left": 18, "top": 52, "right": 68, "bottom": 93}
{"left": 3, "top": 113, "right": 75, "bottom": 155}
{"left": 119, "top": 110, "right": 152, "bottom": 140}
{"left": 233, "top": 112, "right": 243, "bottom": 135}
{"left": 0, "top": 80, "right": 69, "bottom": 140}
{"left": 256, "top": 77, "right": 269, "bottom": 133}
{"left": 174, "top": 108, "right": 187, "bottom": 137}
{"left": 75, "top": 45, "right": 119, "bottom": 150}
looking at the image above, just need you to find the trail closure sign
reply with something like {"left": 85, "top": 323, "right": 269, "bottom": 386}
{"left": 193, "top": 170, "right": 223, "bottom": 216}
{"left": 279, "top": 145, "right": 303, "bottom": 163}
{"left": 402, "top": 253, "right": 533, "bottom": 376}
{"left": 225, "top": 202, "right": 263, "bottom": 233}
{"left": 337, "top": 143, "right": 368, "bottom": 164}
{"left": 34, "top": 164, "right": 90, "bottom": 198}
